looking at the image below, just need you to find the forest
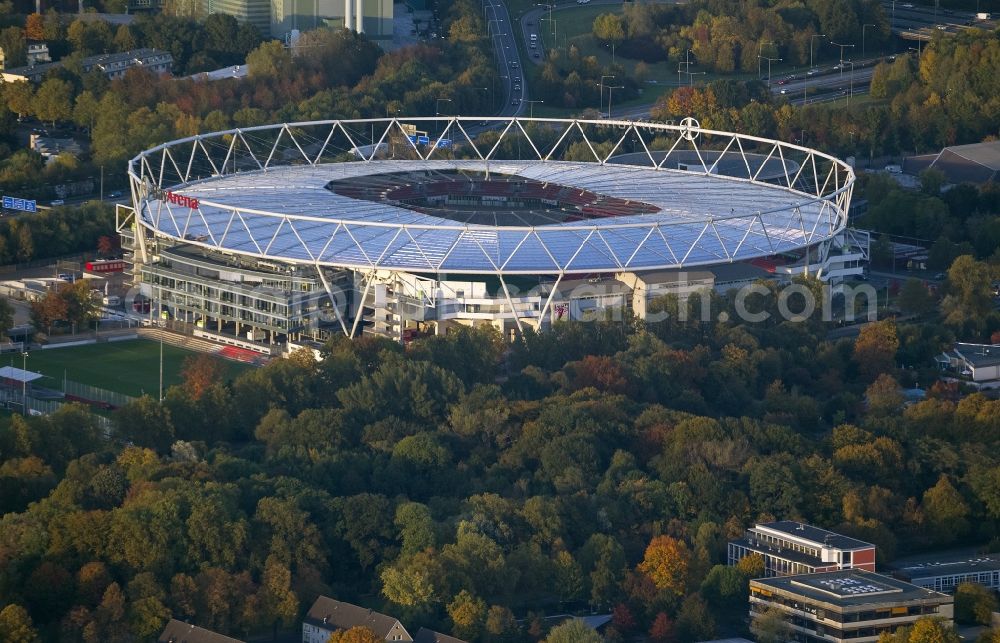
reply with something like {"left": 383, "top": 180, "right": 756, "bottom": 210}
{"left": 1, "top": 256, "right": 999, "bottom": 642}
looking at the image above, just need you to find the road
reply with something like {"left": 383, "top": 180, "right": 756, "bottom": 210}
{"left": 484, "top": 0, "right": 527, "bottom": 115}
{"left": 882, "top": 0, "right": 995, "bottom": 41}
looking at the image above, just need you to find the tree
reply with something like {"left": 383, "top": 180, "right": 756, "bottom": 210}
{"left": 638, "top": 535, "right": 690, "bottom": 600}
{"left": 593, "top": 13, "right": 625, "bottom": 44}
{"left": 257, "top": 554, "right": 299, "bottom": 631}
{"left": 922, "top": 475, "right": 970, "bottom": 545}
{"left": 954, "top": 582, "right": 998, "bottom": 625}
{"left": 447, "top": 590, "right": 486, "bottom": 641}
{"left": 907, "top": 617, "right": 960, "bottom": 643}
{"left": 247, "top": 40, "right": 292, "bottom": 78}
{"left": 853, "top": 319, "right": 899, "bottom": 381}
{"left": 0, "top": 296, "right": 13, "bottom": 338}
{"left": 114, "top": 395, "right": 175, "bottom": 452}
{"left": 327, "top": 626, "right": 381, "bottom": 643}
{"left": 181, "top": 354, "right": 225, "bottom": 400}
{"left": 898, "top": 278, "right": 936, "bottom": 315}
{"left": 648, "top": 612, "right": 674, "bottom": 643}
{"left": 674, "top": 594, "right": 715, "bottom": 641}
{"left": 4, "top": 80, "right": 34, "bottom": 122}
{"left": 866, "top": 374, "right": 904, "bottom": 416}
{"left": 751, "top": 606, "right": 791, "bottom": 643}
{"left": 736, "top": 552, "right": 765, "bottom": 578}
{"left": 543, "top": 619, "right": 602, "bottom": 643}
{"left": 941, "top": 255, "right": 993, "bottom": 331}
{"left": 0, "top": 604, "right": 39, "bottom": 643}
{"left": 24, "top": 13, "right": 44, "bottom": 40}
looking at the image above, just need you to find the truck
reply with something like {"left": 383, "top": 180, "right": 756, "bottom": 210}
{"left": 976, "top": 12, "right": 991, "bottom": 20}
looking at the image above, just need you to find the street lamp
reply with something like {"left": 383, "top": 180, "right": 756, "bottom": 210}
{"left": 475, "top": 86, "right": 490, "bottom": 113}
{"left": 757, "top": 40, "right": 775, "bottom": 79}
{"left": 844, "top": 60, "right": 855, "bottom": 107}
{"left": 541, "top": 16, "right": 557, "bottom": 48}
{"left": 21, "top": 351, "right": 27, "bottom": 415}
{"left": 606, "top": 85, "right": 623, "bottom": 119}
{"left": 606, "top": 41, "right": 617, "bottom": 65}
{"left": 862, "top": 23, "right": 875, "bottom": 58}
{"left": 805, "top": 33, "right": 826, "bottom": 105}
{"left": 762, "top": 56, "right": 781, "bottom": 88}
{"left": 829, "top": 41, "right": 855, "bottom": 78}
{"left": 599, "top": 74, "right": 615, "bottom": 115}
{"left": 523, "top": 99, "right": 544, "bottom": 118}
{"left": 435, "top": 97, "right": 452, "bottom": 116}
{"left": 809, "top": 33, "right": 826, "bottom": 70}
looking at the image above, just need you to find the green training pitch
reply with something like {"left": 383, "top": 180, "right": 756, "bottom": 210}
{"left": 13, "top": 339, "right": 252, "bottom": 398}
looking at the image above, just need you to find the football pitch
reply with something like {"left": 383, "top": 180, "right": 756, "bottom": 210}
{"left": 15, "top": 340, "right": 252, "bottom": 398}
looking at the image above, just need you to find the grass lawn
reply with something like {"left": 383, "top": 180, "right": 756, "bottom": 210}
{"left": 18, "top": 340, "right": 252, "bottom": 398}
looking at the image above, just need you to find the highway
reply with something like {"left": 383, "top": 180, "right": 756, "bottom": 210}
{"left": 882, "top": 0, "right": 995, "bottom": 40}
{"left": 484, "top": 0, "right": 527, "bottom": 116}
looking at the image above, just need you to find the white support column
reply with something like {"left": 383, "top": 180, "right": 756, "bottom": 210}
{"left": 315, "top": 264, "right": 349, "bottom": 336}
{"left": 497, "top": 274, "right": 524, "bottom": 336}
{"left": 344, "top": 0, "right": 353, "bottom": 30}
{"left": 537, "top": 273, "right": 564, "bottom": 328}
{"left": 350, "top": 271, "right": 376, "bottom": 338}
{"left": 355, "top": 0, "right": 364, "bottom": 33}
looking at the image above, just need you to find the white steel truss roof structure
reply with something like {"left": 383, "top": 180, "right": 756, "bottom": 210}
{"left": 126, "top": 117, "right": 854, "bottom": 276}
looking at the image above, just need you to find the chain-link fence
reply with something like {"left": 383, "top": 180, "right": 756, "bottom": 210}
{"left": 62, "top": 379, "right": 136, "bottom": 410}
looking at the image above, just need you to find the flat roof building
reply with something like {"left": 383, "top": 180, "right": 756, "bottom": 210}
{"left": 936, "top": 343, "right": 1000, "bottom": 383}
{"left": 750, "top": 570, "right": 953, "bottom": 643}
{"left": 891, "top": 553, "right": 1000, "bottom": 594}
{"left": 729, "top": 521, "right": 876, "bottom": 577}
{"left": 2, "top": 48, "right": 172, "bottom": 83}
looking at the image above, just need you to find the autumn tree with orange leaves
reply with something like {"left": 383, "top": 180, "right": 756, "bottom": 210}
{"left": 326, "top": 626, "right": 380, "bottom": 643}
{"left": 181, "top": 354, "right": 225, "bottom": 400}
{"left": 637, "top": 535, "right": 691, "bottom": 600}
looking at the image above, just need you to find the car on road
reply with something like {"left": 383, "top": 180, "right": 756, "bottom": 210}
{"left": 807, "top": 68, "right": 819, "bottom": 75}
{"left": 511, "top": 61, "right": 519, "bottom": 67}
{"left": 532, "top": 52, "right": 540, "bottom": 58}
{"left": 530, "top": 42, "right": 536, "bottom": 48}
{"left": 935, "top": 24, "right": 947, "bottom": 29}
{"left": 514, "top": 84, "right": 521, "bottom": 90}
{"left": 902, "top": 3, "right": 913, "bottom": 7}
{"left": 107, "top": 190, "right": 124, "bottom": 198}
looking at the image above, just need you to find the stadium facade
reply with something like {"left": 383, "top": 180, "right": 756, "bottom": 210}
{"left": 119, "top": 117, "right": 866, "bottom": 349}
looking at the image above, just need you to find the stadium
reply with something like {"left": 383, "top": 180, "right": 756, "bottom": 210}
{"left": 119, "top": 116, "right": 867, "bottom": 348}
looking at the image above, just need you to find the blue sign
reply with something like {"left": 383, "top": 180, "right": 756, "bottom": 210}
{"left": 438, "top": 138, "right": 453, "bottom": 148}
{"left": 408, "top": 135, "right": 418, "bottom": 144}
{"left": 417, "top": 135, "right": 430, "bottom": 145}
{"left": 2, "top": 196, "right": 36, "bottom": 213}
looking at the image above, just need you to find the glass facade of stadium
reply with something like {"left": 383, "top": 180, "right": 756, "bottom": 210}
{"left": 119, "top": 117, "right": 868, "bottom": 347}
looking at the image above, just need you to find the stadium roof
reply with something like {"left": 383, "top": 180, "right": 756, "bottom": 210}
{"left": 129, "top": 117, "right": 853, "bottom": 275}
{"left": 904, "top": 140, "right": 1000, "bottom": 183}
{"left": 0, "top": 366, "right": 43, "bottom": 383}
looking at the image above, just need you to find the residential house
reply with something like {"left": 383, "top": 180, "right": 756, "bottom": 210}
{"left": 302, "top": 597, "right": 413, "bottom": 643}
